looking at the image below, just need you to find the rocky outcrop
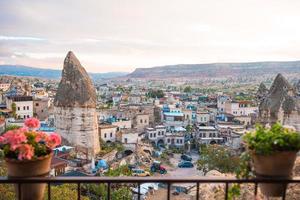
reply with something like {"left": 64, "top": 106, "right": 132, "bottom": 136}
{"left": 54, "top": 51, "right": 96, "bottom": 108}
{"left": 258, "top": 74, "right": 300, "bottom": 131}
{"left": 256, "top": 82, "right": 268, "bottom": 101}
{"left": 54, "top": 51, "right": 100, "bottom": 155}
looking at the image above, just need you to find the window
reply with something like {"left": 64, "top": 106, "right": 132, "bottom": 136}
{"left": 158, "top": 131, "right": 160, "bottom": 136}
{"left": 27, "top": 106, "right": 29, "bottom": 110}
{"left": 177, "top": 139, "right": 179, "bottom": 143}
{"left": 27, "top": 115, "right": 29, "bottom": 118}
{"left": 17, "top": 107, "right": 20, "bottom": 111}
{"left": 154, "top": 133, "right": 156, "bottom": 137}
{"left": 124, "top": 138, "right": 128, "bottom": 144}
{"left": 150, "top": 133, "right": 152, "bottom": 138}
{"left": 23, "top": 106, "right": 26, "bottom": 110}
{"left": 161, "top": 131, "right": 164, "bottom": 135}
{"left": 110, "top": 132, "right": 112, "bottom": 137}
{"left": 167, "top": 139, "right": 170, "bottom": 143}
{"left": 144, "top": 119, "right": 147, "bottom": 123}
{"left": 140, "top": 119, "right": 143, "bottom": 123}
{"left": 104, "top": 133, "right": 107, "bottom": 138}
{"left": 199, "top": 133, "right": 202, "bottom": 137}
{"left": 35, "top": 103, "right": 39, "bottom": 106}
{"left": 23, "top": 115, "right": 26, "bottom": 119}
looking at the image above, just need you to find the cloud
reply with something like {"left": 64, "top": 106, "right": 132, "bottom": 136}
{"left": 0, "top": 35, "right": 45, "bottom": 41}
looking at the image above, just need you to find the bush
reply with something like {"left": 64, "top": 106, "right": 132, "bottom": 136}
{"left": 197, "top": 145, "right": 240, "bottom": 174}
{"left": 243, "top": 123, "right": 300, "bottom": 155}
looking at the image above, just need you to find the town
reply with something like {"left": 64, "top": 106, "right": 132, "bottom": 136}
{"left": 0, "top": 51, "right": 299, "bottom": 199}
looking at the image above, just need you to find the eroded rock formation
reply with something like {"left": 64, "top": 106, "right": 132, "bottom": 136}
{"left": 54, "top": 51, "right": 100, "bottom": 155}
{"left": 258, "top": 74, "right": 300, "bottom": 131}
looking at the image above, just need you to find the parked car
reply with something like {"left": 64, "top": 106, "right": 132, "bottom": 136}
{"left": 178, "top": 161, "right": 194, "bottom": 168}
{"left": 132, "top": 169, "right": 150, "bottom": 177}
{"left": 150, "top": 160, "right": 167, "bottom": 174}
{"left": 181, "top": 154, "right": 192, "bottom": 161}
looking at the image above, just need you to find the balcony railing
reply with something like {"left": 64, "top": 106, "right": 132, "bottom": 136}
{"left": 0, "top": 176, "right": 299, "bottom": 200}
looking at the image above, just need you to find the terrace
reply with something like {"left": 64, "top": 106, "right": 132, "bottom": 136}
{"left": 0, "top": 176, "right": 299, "bottom": 200}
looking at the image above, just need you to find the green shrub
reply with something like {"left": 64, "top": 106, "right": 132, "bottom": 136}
{"left": 243, "top": 123, "right": 300, "bottom": 155}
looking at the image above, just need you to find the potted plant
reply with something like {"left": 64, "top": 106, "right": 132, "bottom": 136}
{"left": 243, "top": 123, "right": 300, "bottom": 197}
{"left": 0, "top": 117, "right": 61, "bottom": 200}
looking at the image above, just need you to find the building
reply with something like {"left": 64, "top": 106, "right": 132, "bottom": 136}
{"left": 163, "top": 111, "right": 185, "bottom": 129}
{"left": 54, "top": 51, "right": 100, "bottom": 155}
{"left": 194, "top": 126, "right": 223, "bottom": 144}
{"left": 0, "top": 83, "right": 11, "bottom": 92}
{"left": 33, "top": 98, "right": 49, "bottom": 121}
{"left": 6, "top": 96, "right": 33, "bottom": 119}
{"left": 165, "top": 131, "right": 185, "bottom": 148}
{"left": 111, "top": 119, "right": 132, "bottom": 130}
{"left": 196, "top": 111, "right": 210, "bottom": 125}
{"left": 99, "top": 124, "right": 118, "bottom": 143}
{"left": 146, "top": 125, "right": 167, "bottom": 146}
{"left": 135, "top": 114, "right": 149, "bottom": 131}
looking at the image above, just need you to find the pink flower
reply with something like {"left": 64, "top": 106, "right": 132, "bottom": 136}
{"left": 17, "top": 144, "right": 34, "bottom": 160}
{"left": 2, "top": 129, "right": 27, "bottom": 150}
{"left": 24, "top": 117, "right": 40, "bottom": 129}
{"left": 46, "top": 133, "right": 61, "bottom": 149}
{"left": 35, "top": 132, "right": 48, "bottom": 143}
{"left": 0, "top": 136, "right": 6, "bottom": 144}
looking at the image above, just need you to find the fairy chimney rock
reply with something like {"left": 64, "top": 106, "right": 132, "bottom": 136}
{"left": 54, "top": 51, "right": 100, "bottom": 155}
{"left": 258, "top": 73, "right": 300, "bottom": 131}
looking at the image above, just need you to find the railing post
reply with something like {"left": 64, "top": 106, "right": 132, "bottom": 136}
{"left": 196, "top": 182, "right": 199, "bottom": 200}
{"left": 107, "top": 182, "right": 111, "bottom": 200}
{"left": 48, "top": 183, "right": 51, "bottom": 200}
{"left": 137, "top": 183, "right": 141, "bottom": 200}
{"left": 225, "top": 183, "right": 228, "bottom": 200}
{"left": 77, "top": 183, "right": 81, "bottom": 200}
{"left": 167, "top": 183, "right": 171, "bottom": 200}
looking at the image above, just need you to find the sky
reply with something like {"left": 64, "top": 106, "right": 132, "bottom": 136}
{"left": 1, "top": 0, "right": 300, "bottom": 73}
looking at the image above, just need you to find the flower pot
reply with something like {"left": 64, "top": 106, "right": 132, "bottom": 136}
{"left": 251, "top": 151, "right": 297, "bottom": 197}
{"left": 5, "top": 152, "right": 53, "bottom": 200}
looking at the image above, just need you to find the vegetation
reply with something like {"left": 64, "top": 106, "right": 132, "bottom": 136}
{"left": 99, "top": 140, "right": 124, "bottom": 156}
{"left": 3, "top": 124, "right": 20, "bottom": 133}
{"left": 183, "top": 86, "right": 192, "bottom": 93}
{"left": 11, "top": 103, "right": 17, "bottom": 118}
{"left": 146, "top": 89, "right": 164, "bottom": 98}
{"left": 104, "top": 164, "right": 132, "bottom": 177}
{"left": 244, "top": 123, "right": 300, "bottom": 155}
{"left": 197, "top": 145, "right": 240, "bottom": 174}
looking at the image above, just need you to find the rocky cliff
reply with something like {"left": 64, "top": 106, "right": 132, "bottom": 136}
{"left": 258, "top": 74, "right": 300, "bottom": 131}
{"left": 127, "top": 61, "right": 300, "bottom": 79}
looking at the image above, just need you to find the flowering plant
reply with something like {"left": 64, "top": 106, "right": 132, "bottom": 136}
{"left": 0, "top": 118, "right": 61, "bottom": 161}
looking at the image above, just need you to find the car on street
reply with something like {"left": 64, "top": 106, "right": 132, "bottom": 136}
{"left": 132, "top": 169, "right": 150, "bottom": 177}
{"left": 181, "top": 154, "right": 192, "bottom": 161}
{"left": 178, "top": 161, "right": 194, "bottom": 168}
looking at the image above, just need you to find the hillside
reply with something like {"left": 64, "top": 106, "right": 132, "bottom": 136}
{"left": 0, "top": 65, "right": 128, "bottom": 80}
{"left": 127, "top": 61, "right": 300, "bottom": 79}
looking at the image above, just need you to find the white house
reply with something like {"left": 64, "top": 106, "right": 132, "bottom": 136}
{"left": 195, "top": 126, "right": 223, "bottom": 144}
{"left": 6, "top": 96, "right": 33, "bottom": 119}
{"left": 196, "top": 111, "right": 210, "bottom": 124}
{"left": 98, "top": 124, "right": 118, "bottom": 143}
{"left": 146, "top": 125, "right": 167, "bottom": 146}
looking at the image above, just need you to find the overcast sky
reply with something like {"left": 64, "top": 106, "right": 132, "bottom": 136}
{"left": 1, "top": 0, "right": 300, "bottom": 73}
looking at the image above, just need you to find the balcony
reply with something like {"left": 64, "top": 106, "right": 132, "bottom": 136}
{"left": 0, "top": 176, "right": 299, "bottom": 200}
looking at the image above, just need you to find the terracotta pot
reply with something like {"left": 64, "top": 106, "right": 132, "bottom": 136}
{"left": 5, "top": 152, "right": 53, "bottom": 200}
{"left": 251, "top": 151, "right": 297, "bottom": 197}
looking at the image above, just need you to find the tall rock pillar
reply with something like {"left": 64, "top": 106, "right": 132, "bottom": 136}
{"left": 54, "top": 51, "right": 100, "bottom": 155}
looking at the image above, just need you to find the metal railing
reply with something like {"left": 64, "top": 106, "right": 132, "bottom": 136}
{"left": 0, "top": 176, "right": 299, "bottom": 200}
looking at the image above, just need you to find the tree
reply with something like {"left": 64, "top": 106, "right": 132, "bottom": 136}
{"left": 183, "top": 86, "right": 192, "bottom": 93}
{"left": 146, "top": 89, "right": 164, "bottom": 98}
{"left": 11, "top": 103, "right": 17, "bottom": 118}
{"left": 197, "top": 145, "right": 240, "bottom": 174}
